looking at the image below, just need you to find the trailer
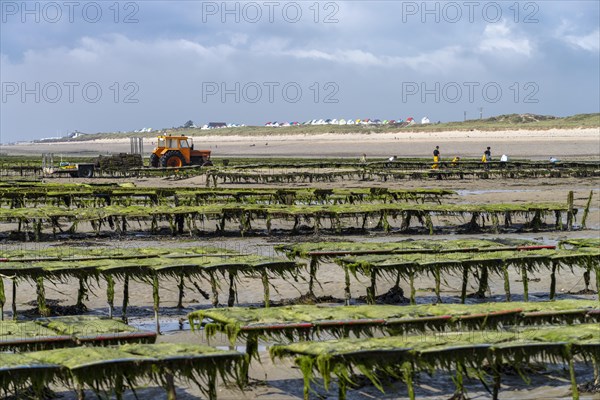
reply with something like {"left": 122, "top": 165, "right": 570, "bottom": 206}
{"left": 42, "top": 152, "right": 145, "bottom": 178}
{"left": 54, "top": 162, "right": 96, "bottom": 178}
{"left": 41, "top": 154, "right": 94, "bottom": 178}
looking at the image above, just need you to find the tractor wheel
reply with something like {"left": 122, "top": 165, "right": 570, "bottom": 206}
{"left": 149, "top": 153, "right": 160, "bottom": 167}
{"left": 160, "top": 151, "right": 185, "bottom": 168}
{"left": 78, "top": 166, "right": 94, "bottom": 178}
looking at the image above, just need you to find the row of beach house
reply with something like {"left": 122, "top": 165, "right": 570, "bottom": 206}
{"left": 264, "top": 117, "right": 431, "bottom": 127}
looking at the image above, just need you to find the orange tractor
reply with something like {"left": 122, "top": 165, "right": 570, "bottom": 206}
{"left": 149, "top": 135, "right": 212, "bottom": 168}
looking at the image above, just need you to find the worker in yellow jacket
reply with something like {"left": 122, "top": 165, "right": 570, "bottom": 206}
{"left": 482, "top": 147, "right": 491, "bottom": 170}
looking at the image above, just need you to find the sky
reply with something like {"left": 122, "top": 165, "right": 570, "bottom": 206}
{"left": 1, "top": 0, "right": 599, "bottom": 142}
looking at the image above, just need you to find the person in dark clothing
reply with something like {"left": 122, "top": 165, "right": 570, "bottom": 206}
{"left": 482, "top": 147, "right": 491, "bottom": 170}
{"left": 432, "top": 146, "right": 440, "bottom": 169}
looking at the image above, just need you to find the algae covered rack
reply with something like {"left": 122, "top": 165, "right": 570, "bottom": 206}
{"left": 0, "top": 201, "right": 574, "bottom": 240}
{"left": 0, "top": 343, "right": 243, "bottom": 400}
{"left": 270, "top": 323, "right": 600, "bottom": 400}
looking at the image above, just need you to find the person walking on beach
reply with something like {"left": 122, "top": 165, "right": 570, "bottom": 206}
{"left": 432, "top": 146, "right": 440, "bottom": 169}
{"left": 482, "top": 146, "right": 491, "bottom": 170}
{"left": 484, "top": 147, "right": 491, "bottom": 161}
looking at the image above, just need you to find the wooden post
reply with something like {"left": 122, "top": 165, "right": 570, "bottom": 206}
{"left": 0, "top": 278, "right": 4, "bottom": 321}
{"left": 308, "top": 256, "right": 317, "bottom": 297}
{"left": 210, "top": 273, "right": 219, "bottom": 307}
{"left": 424, "top": 213, "right": 433, "bottom": 235}
{"left": 242, "top": 334, "right": 257, "bottom": 386}
{"left": 227, "top": 272, "right": 236, "bottom": 307}
{"left": 476, "top": 266, "right": 489, "bottom": 298}
{"left": 106, "top": 275, "right": 115, "bottom": 319}
{"left": 207, "top": 367, "right": 217, "bottom": 400}
{"left": 12, "top": 280, "right": 17, "bottom": 321}
{"left": 153, "top": 275, "right": 160, "bottom": 334}
{"left": 461, "top": 266, "right": 469, "bottom": 304}
{"left": 261, "top": 269, "right": 270, "bottom": 308}
{"left": 77, "top": 385, "right": 85, "bottom": 400}
{"left": 521, "top": 267, "right": 529, "bottom": 302}
{"left": 596, "top": 265, "right": 600, "bottom": 302}
{"left": 567, "top": 191, "right": 574, "bottom": 231}
{"left": 115, "top": 374, "right": 124, "bottom": 400}
{"left": 454, "top": 362, "right": 465, "bottom": 399}
{"left": 581, "top": 190, "right": 593, "bottom": 229}
{"left": 344, "top": 267, "right": 351, "bottom": 306}
{"left": 549, "top": 262, "right": 557, "bottom": 300}
{"left": 176, "top": 273, "right": 185, "bottom": 309}
{"left": 434, "top": 265, "right": 442, "bottom": 303}
{"left": 502, "top": 264, "right": 511, "bottom": 301}
{"left": 568, "top": 353, "right": 580, "bottom": 400}
{"left": 403, "top": 362, "right": 415, "bottom": 400}
{"left": 367, "top": 269, "right": 377, "bottom": 305}
{"left": 165, "top": 373, "right": 177, "bottom": 400}
{"left": 36, "top": 277, "right": 50, "bottom": 317}
{"left": 409, "top": 270, "right": 416, "bottom": 305}
{"left": 76, "top": 277, "right": 87, "bottom": 309}
{"left": 594, "top": 356, "right": 599, "bottom": 386}
{"left": 492, "top": 360, "right": 502, "bottom": 400}
{"left": 122, "top": 275, "right": 129, "bottom": 323}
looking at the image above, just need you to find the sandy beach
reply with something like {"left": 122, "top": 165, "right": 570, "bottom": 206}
{"left": 3, "top": 128, "right": 599, "bottom": 159}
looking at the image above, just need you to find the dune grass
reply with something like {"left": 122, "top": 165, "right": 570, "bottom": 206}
{"left": 36, "top": 113, "right": 600, "bottom": 142}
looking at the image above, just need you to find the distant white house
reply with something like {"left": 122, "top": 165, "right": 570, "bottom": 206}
{"left": 421, "top": 117, "right": 430, "bottom": 124}
{"left": 67, "top": 130, "right": 84, "bottom": 139}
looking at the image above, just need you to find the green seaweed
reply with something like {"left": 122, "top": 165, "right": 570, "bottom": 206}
{"left": 1, "top": 343, "right": 244, "bottom": 399}
{"left": 189, "top": 299, "right": 599, "bottom": 347}
{"left": 36, "top": 316, "right": 140, "bottom": 337}
{"left": 0, "top": 353, "right": 60, "bottom": 397}
{"left": 0, "top": 201, "right": 571, "bottom": 240}
{"left": 0, "top": 247, "right": 302, "bottom": 321}
{"left": 270, "top": 323, "right": 600, "bottom": 400}
{"left": 338, "top": 248, "right": 599, "bottom": 302}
